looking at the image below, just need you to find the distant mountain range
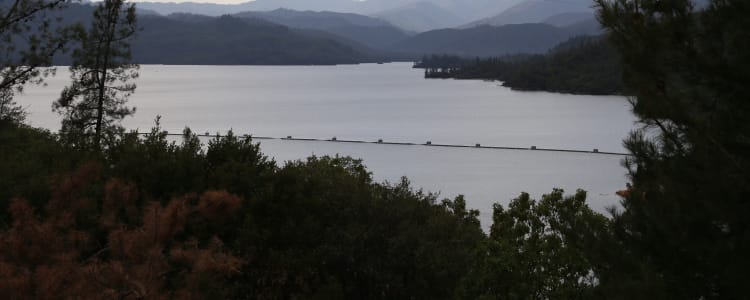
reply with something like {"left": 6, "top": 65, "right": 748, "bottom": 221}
{"left": 132, "top": 0, "right": 710, "bottom": 33}
{"left": 130, "top": 0, "right": 612, "bottom": 34}
{"left": 49, "top": 3, "right": 398, "bottom": 65}
{"left": 132, "top": 0, "right": 523, "bottom": 18}
{"left": 132, "top": 0, "right": 360, "bottom": 16}
{"left": 133, "top": 0, "right": 523, "bottom": 32}
{"left": 393, "top": 20, "right": 601, "bottom": 57}
{"left": 464, "top": 0, "right": 594, "bottom": 28}
{"left": 47, "top": 1, "right": 607, "bottom": 65}
{"left": 134, "top": 14, "right": 378, "bottom": 65}
{"left": 231, "top": 9, "right": 410, "bottom": 50}
{"left": 373, "top": 1, "right": 467, "bottom": 33}
{"left": 542, "top": 11, "right": 597, "bottom": 27}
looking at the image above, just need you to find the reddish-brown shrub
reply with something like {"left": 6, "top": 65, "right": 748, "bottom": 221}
{"left": 0, "top": 164, "right": 245, "bottom": 299}
{"left": 196, "top": 190, "right": 242, "bottom": 221}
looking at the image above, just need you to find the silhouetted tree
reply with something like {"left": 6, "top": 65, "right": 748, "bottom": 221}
{"left": 54, "top": 0, "right": 138, "bottom": 148}
{"left": 0, "top": 0, "right": 71, "bottom": 123}
{"left": 458, "top": 189, "right": 611, "bottom": 299}
{"left": 593, "top": 0, "right": 750, "bottom": 298}
{"left": 229, "top": 157, "right": 485, "bottom": 299}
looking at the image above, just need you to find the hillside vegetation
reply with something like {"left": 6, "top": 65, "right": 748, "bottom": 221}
{"left": 416, "top": 36, "right": 624, "bottom": 95}
{"left": 3, "top": 0, "right": 749, "bottom": 298}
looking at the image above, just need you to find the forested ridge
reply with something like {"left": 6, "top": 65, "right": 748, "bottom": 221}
{"left": 416, "top": 35, "right": 625, "bottom": 95}
{"left": 2, "top": 0, "right": 750, "bottom": 299}
{"left": 39, "top": 2, "right": 397, "bottom": 65}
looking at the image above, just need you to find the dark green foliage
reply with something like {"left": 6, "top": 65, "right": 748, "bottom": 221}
{"left": 413, "top": 54, "right": 468, "bottom": 70}
{"left": 103, "top": 126, "right": 207, "bottom": 201}
{"left": 0, "top": 121, "right": 80, "bottom": 223}
{"left": 231, "top": 157, "right": 485, "bottom": 299}
{"left": 204, "top": 131, "right": 274, "bottom": 197}
{"left": 591, "top": 0, "right": 750, "bottom": 298}
{"left": 496, "top": 36, "right": 623, "bottom": 95}
{"left": 418, "top": 36, "right": 625, "bottom": 95}
{"left": 0, "top": 90, "right": 27, "bottom": 125}
{"left": 458, "top": 189, "right": 611, "bottom": 299}
{"left": 0, "top": 121, "right": 486, "bottom": 298}
{"left": 8, "top": 0, "right": 750, "bottom": 297}
{"left": 104, "top": 123, "right": 274, "bottom": 205}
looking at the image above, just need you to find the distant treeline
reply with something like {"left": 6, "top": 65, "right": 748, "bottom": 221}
{"left": 415, "top": 36, "right": 625, "bottom": 95}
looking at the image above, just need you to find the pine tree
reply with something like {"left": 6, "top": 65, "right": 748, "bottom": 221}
{"left": 54, "top": 0, "right": 138, "bottom": 147}
{"left": 593, "top": 0, "right": 750, "bottom": 297}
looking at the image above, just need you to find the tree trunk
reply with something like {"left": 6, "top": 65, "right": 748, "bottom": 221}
{"left": 94, "top": 2, "right": 119, "bottom": 148}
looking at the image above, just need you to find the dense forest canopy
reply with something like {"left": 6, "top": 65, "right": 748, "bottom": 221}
{"left": 1, "top": 0, "right": 749, "bottom": 298}
{"left": 415, "top": 35, "right": 625, "bottom": 95}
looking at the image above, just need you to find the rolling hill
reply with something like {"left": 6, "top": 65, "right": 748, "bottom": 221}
{"left": 134, "top": 0, "right": 361, "bottom": 16}
{"left": 133, "top": 14, "right": 377, "bottom": 65}
{"left": 465, "top": 0, "right": 594, "bottom": 27}
{"left": 542, "top": 11, "right": 596, "bottom": 27}
{"left": 374, "top": 1, "right": 468, "bottom": 33}
{"left": 45, "top": 3, "right": 389, "bottom": 65}
{"left": 394, "top": 23, "right": 578, "bottom": 57}
{"left": 232, "top": 9, "right": 410, "bottom": 50}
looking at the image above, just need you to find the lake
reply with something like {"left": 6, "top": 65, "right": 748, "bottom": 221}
{"left": 17, "top": 62, "right": 637, "bottom": 230}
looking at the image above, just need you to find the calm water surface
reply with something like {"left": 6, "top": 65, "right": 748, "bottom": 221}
{"left": 18, "top": 63, "right": 636, "bottom": 229}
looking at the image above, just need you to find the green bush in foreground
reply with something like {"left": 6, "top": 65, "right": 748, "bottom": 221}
{"left": 0, "top": 121, "right": 616, "bottom": 299}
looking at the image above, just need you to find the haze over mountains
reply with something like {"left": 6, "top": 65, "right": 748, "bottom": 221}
{"left": 135, "top": 14, "right": 380, "bottom": 65}
{"left": 50, "top": 3, "right": 388, "bottom": 65}
{"left": 465, "top": 0, "right": 594, "bottom": 27}
{"left": 130, "top": 0, "right": 605, "bottom": 34}
{"left": 396, "top": 22, "right": 599, "bottom": 57}
{"left": 54, "top": 0, "right": 607, "bottom": 65}
{"left": 232, "top": 9, "right": 409, "bottom": 50}
{"left": 374, "top": 1, "right": 465, "bottom": 33}
{"left": 134, "top": 0, "right": 524, "bottom": 32}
